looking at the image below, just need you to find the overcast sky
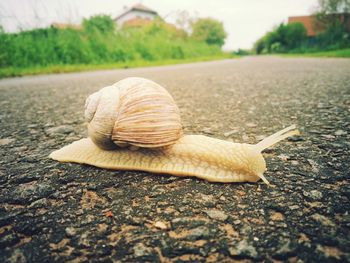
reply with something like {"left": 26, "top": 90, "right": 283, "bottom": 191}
{"left": 0, "top": 0, "right": 319, "bottom": 50}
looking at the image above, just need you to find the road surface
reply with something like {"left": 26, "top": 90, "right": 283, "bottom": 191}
{"left": 0, "top": 57, "right": 349, "bottom": 262}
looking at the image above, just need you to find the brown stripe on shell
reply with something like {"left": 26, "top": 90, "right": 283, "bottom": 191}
{"left": 111, "top": 78, "right": 183, "bottom": 148}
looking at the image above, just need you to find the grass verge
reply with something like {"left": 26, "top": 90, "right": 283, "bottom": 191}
{"left": 280, "top": 48, "right": 350, "bottom": 58}
{"left": 0, "top": 54, "right": 234, "bottom": 79}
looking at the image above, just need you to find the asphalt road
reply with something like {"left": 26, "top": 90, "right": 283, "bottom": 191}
{"left": 0, "top": 57, "right": 349, "bottom": 262}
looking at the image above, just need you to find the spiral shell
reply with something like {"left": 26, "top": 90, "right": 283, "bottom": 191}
{"left": 84, "top": 77, "right": 183, "bottom": 150}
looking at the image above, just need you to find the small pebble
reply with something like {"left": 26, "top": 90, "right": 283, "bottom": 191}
{"left": 46, "top": 125, "right": 74, "bottom": 136}
{"left": 204, "top": 209, "right": 228, "bottom": 221}
{"left": 303, "top": 190, "right": 323, "bottom": 201}
{"left": 334, "top": 130, "right": 347, "bottom": 136}
{"left": 233, "top": 220, "right": 241, "bottom": 225}
{"left": 65, "top": 227, "right": 77, "bottom": 237}
{"left": 0, "top": 138, "right": 15, "bottom": 146}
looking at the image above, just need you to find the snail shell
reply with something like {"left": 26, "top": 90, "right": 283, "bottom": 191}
{"left": 84, "top": 77, "right": 183, "bottom": 150}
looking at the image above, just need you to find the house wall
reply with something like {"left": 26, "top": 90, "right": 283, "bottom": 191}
{"left": 116, "top": 10, "right": 156, "bottom": 27}
{"left": 288, "top": 16, "right": 320, "bottom": 37}
{"left": 289, "top": 14, "right": 350, "bottom": 37}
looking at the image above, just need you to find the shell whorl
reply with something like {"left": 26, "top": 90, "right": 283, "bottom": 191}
{"left": 85, "top": 77, "right": 183, "bottom": 150}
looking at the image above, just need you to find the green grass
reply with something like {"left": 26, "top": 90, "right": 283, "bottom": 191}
{"left": 280, "top": 48, "right": 350, "bottom": 58}
{"left": 0, "top": 17, "right": 233, "bottom": 78}
{"left": 0, "top": 54, "right": 234, "bottom": 79}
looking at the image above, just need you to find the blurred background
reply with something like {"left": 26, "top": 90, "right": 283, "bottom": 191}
{"left": 0, "top": 0, "right": 349, "bottom": 77}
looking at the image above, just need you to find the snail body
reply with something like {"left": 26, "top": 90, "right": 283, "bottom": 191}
{"left": 51, "top": 125, "right": 298, "bottom": 185}
{"left": 50, "top": 77, "right": 299, "bottom": 184}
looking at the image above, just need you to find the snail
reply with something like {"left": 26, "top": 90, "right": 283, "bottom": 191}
{"left": 50, "top": 77, "right": 300, "bottom": 185}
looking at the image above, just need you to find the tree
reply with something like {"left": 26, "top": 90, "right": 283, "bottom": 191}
{"left": 315, "top": 0, "right": 350, "bottom": 14}
{"left": 191, "top": 18, "right": 227, "bottom": 47}
{"left": 254, "top": 36, "right": 267, "bottom": 54}
{"left": 314, "top": 0, "right": 350, "bottom": 30}
{"left": 253, "top": 23, "right": 307, "bottom": 53}
{"left": 313, "top": 0, "right": 350, "bottom": 47}
{"left": 281, "top": 23, "right": 307, "bottom": 49}
{"left": 175, "top": 10, "right": 193, "bottom": 34}
{"left": 82, "top": 15, "right": 115, "bottom": 34}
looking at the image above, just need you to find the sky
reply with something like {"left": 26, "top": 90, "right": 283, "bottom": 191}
{"left": 0, "top": 0, "right": 319, "bottom": 50}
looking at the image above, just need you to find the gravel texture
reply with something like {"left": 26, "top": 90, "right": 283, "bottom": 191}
{"left": 0, "top": 57, "right": 349, "bottom": 262}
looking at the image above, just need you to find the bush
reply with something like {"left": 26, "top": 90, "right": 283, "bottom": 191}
{"left": 0, "top": 15, "right": 224, "bottom": 69}
{"left": 254, "top": 6, "right": 350, "bottom": 55}
{"left": 82, "top": 15, "right": 115, "bottom": 34}
{"left": 233, "top": 49, "right": 251, "bottom": 56}
{"left": 254, "top": 23, "right": 307, "bottom": 54}
{"left": 191, "top": 18, "right": 227, "bottom": 47}
{"left": 315, "top": 21, "right": 350, "bottom": 49}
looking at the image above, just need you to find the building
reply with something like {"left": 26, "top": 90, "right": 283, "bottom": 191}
{"left": 288, "top": 16, "right": 321, "bottom": 37}
{"left": 114, "top": 4, "right": 158, "bottom": 28}
{"left": 288, "top": 14, "right": 350, "bottom": 37}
